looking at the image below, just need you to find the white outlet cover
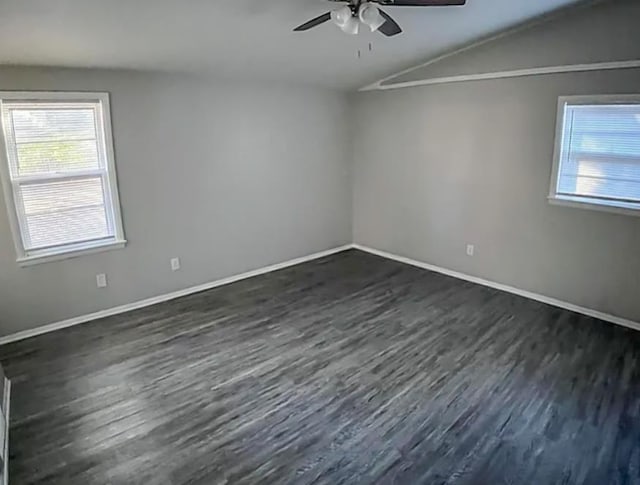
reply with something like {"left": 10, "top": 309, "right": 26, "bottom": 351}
{"left": 466, "top": 245, "right": 474, "bottom": 256}
{"left": 171, "top": 258, "right": 180, "bottom": 271}
{"left": 96, "top": 273, "right": 107, "bottom": 288}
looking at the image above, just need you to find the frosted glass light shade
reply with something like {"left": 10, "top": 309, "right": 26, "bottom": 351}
{"left": 359, "top": 4, "right": 385, "bottom": 32}
{"left": 331, "top": 6, "right": 352, "bottom": 27}
{"left": 341, "top": 16, "right": 360, "bottom": 35}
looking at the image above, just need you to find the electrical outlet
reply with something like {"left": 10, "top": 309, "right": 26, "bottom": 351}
{"left": 466, "top": 244, "right": 474, "bottom": 256}
{"left": 96, "top": 273, "right": 108, "bottom": 288}
{"left": 171, "top": 258, "right": 180, "bottom": 271}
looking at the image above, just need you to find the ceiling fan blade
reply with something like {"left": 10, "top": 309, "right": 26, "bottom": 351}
{"left": 374, "top": 0, "right": 465, "bottom": 5}
{"left": 378, "top": 10, "right": 402, "bottom": 37}
{"left": 293, "top": 12, "right": 332, "bottom": 31}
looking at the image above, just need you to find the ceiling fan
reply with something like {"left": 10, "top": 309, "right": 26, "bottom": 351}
{"left": 294, "top": 0, "right": 466, "bottom": 37}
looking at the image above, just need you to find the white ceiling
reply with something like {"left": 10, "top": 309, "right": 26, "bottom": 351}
{"left": 0, "top": 0, "right": 582, "bottom": 90}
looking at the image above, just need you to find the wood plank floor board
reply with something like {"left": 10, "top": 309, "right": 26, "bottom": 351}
{"left": 2, "top": 250, "right": 640, "bottom": 484}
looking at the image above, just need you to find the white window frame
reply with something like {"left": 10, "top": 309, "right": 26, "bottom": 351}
{"left": 0, "top": 91, "right": 126, "bottom": 266}
{"left": 549, "top": 94, "right": 640, "bottom": 217}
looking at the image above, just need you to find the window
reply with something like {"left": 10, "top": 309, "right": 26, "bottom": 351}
{"left": 0, "top": 92, "right": 125, "bottom": 265}
{"left": 549, "top": 95, "right": 640, "bottom": 216}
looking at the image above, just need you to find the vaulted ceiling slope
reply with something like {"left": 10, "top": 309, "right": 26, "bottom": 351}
{"left": 0, "top": 0, "right": 582, "bottom": 89}
{"left": 372, "top": 0, "right": 639, "bottom": 89}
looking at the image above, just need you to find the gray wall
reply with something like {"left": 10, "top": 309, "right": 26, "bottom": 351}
{"left": 0, "top": 67, "right": 352, "bottom": 337}
{"left": 384, "top": 0, "right": 640, "bottom": 86}
{"left": 353, "top": 23, "right": 640, "bottom": 321}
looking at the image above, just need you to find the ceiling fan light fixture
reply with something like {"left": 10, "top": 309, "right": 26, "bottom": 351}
{"left": 359, "top": 4, "right": 385, "bottom": 32}
{"left": 341, "top": 15, "right": 360, "bottom": 35}
{"left": 331, "top": 6, "right": 353, "bottom": 28}
{"left": 295, "top": 0, "right": 466, "bottom": 37}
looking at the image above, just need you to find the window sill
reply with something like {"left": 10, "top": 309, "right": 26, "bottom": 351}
{"left": 548, "top": 195, "right": 640, "bottom": 217}
{"left": 17, "top": 239, "right": 127, "bottom": 267}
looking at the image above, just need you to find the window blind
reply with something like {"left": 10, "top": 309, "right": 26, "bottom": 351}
{"left": 1, "top": 101, "right": 117, "bottom": 253}
{"left": 556, "top": 103, "right": 640, "bottom": 208}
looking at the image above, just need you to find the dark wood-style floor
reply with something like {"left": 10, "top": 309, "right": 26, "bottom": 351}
{"left": 2, "top": 249, "right": 640, "bottom": 484}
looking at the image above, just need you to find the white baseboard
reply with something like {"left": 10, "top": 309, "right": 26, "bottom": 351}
{"left": 3, "top": 242, "right": 637, "bottom": 346}
{"left": 0, "top": 245, "right": 353, "bottom": 346}
{"left": 353, "top": 244, "right": 640, "bottom": 332}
